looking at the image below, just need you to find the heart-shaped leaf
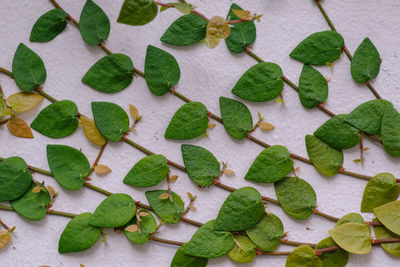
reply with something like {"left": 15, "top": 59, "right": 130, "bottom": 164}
{"left": 275, "top": 177, "right": 316, "bottom": 220}
{"left": 219, "top": 97, "right": 253, "bottom": 140}
{"left": 245, "top": 213, "right": 283, "bottom": 252}
{"left": 161, "top": 14, "right": 207, "bottom": 46}
{"left": 228, "top": 235, "right": 257, "bottom": 263}
{"left": 361, "top": 173, "right": 400, "bottom": 212}
{"left": 181, "top": 144, "right": 220, "bottom": 187}
{"left": 31, "top": 100, "right": 79, "bottom": 138}
{"left": 30, "top": 9, "right": 68, "bottom": 42}
{"left": 315, "top": 237, "right": 349, "bottom": 267}
{"left": 164, "top": 102, "right": 208, "bottom": 140}
{"left": 118, "top": 0, "right": 158, "bottom": 26}
{"left": 289, "top": 31, "right": 344, "bottom": 65}
{"left": 215, "top": 187, "right": 264, "bottom": 231}
{"left": 80, "top": 116, "right": 107, "bottom": 146}
{"left": 335, "top": 213, "right": 366, "bottom": 227}
{"left": 184, "top": 220, "right": 234, "bottom": 258}
{"left": 381, "top": 104, "right": 400, "bottom": 157}
{"left": 0, "top": 157, "right": 32, "bottom": 202}
{"left": 89, "top": 193, "right": 136, "bottom": 228}
{"left": 79, "top": 0, "right": 110, "bottom": 46}
{"left": 7, "top": 118, "right": 33, "bottom": 138}
{"left": 232, "top": 62, "right": 284, "bottom": 102}
{"left": 171, "top": 244, "right": 208, "bottom": 267}
{"left": 82, "top": 54, "right": 134, "bottom": 93}
{"left": 351, "top": 38, "right": 381, "bottom": 83}
{"left": 372, "top": 218, "right": 400, "bottom": 256}
{"left": 286, "top": 245, "right": 322, "bottom": 267}
{"left": 58, "top": 212, "right": 101, "bottom": 253}
{"left": 374, "top": 200, "right": 400, "bottom": 235}
{"left": 145, "top": 190, "right": 184, "bottom": 224}
{"left": 305, "top": 135, "right": 343, "bottom": 176}
{"left": 145, "top": 45, "right": 181, "bottom": 96}
{"left": 298, "top": 64, "right": 328, "bottom": 109}
{"left": 329, "top": 222, "right": 372, "bottom": 254}
{"left": 6, "top": 92, "right": 44, "bottom": 112}
{"left": 123, "top": 209, "right": 157, "bottom": 244}
{"left": 47, "top": 145, "right": 90, "bottom": 191}
{"left": 91, "top": 102, "right": 130, "bottom": 141}
{"left": 123, "top": 154, "right": 169, "bottom": 187}
{"left": 12, "top": 43, "right": 47, "bottom": 92}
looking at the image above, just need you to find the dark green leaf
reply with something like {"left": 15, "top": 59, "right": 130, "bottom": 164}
{"left": 315, "top": 237, "right": 349, "bottom": 267}
{"left": 245, "top": 213, "right": 283, "bottom": 251}
{"left": 181, "top": 144, "right": 219, "bottom": 187}
{"left": 31, "top": 100, "right": 79, "bottom": 138}
{"left": 82, "top": 54, "right": 134, "bottom": 93}
{"left": 274, "top": 177, "right": 316, "bottom": 220}
{"left": 298, "top": 64, "right": 328, "bottom": 109}
{"left": 91, "top": 101, "right": 129, "bottom": 141}
{"left": 117, "top": 0, "right": 158, "bottom": 26}
{"left": 232, "top": 62, "right": 284, "bottom": 102}
{"left": 215, "top": 187, "right": 264, "bottom": 231}
{"left": 47, "top": 145, "right": 90, "bottom": 191}
{"left": 58, "top": 212, "right": 101, "bottom": 253}
{"left": 123, "top": 209, "right": 156, "bottom": 244}
{"left": 144, "top": 45, "right": 180, "bottom": 96}
{"left": 12, "top": 43, "right": 46, "bottom": 92}
{"left": 219, "top": 97, "right": 253, "bottom": 140}
{"left": 372, "top": 218, "right": 400, "bottom": 256}
{"left": 374, "top": 200, "right": 400, "bottom": 235}
{"left": 305, "top": 135, "right": 343, "bottom": 176}
{"left": 79, "top": 0, "right": 110, "bottom": 46}
{"left": 164, "top": 102, "right": 208, "bottom": 140}
{"left": 286, "top": 245, "right": 322, "bottom": 267}
{"left": 289, "top": 31, "right": 344, "bottom": 65}
{"left": 335, "top": 213, "right": 366, "bottom": 227}
{"left": 30, "top": 9, "right": 68, "bottom": 42}
{"left": 228, "top": 235, "right": 256, "bottom": 263}
{"left": 171, "top": 244, "right": 208, "bottom": 267}
{"left": 381, "top": 104, "right": 400, "bottom": 157}
{"left": 329, "top": 222, "right": 372, "bottom": 254}
{"left": 145, "top": 190, "right": 184, "bottom": 224}
{"left": 245, "top": 145, "right": 293, "bottom": 183}
{"left": 0, "top": 157, "right": 31, "bottom": 202}
{"left": 160, "top": 13, "right": 207, "bottom": 46}
{"left": 89, "top": 193, "right": 136, "bottom": 228}
{"left": 123, "top": 154, "right": 169, "bottom": 187}
{"left": 351, "top": 38, "right": 381, "bottom": 83}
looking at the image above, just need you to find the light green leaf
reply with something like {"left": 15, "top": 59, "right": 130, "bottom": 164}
{"left": 171, "top": 243, "right": 208, "bottom": 267}
{"left": 228, "top": 235, "right": 257, "bottom": 263}
{"left": 315, "top": 237, "right": 349, "bottom": 267}
{"left": 286, "top": 245, "right": 322, "bottom": 267}
{"left": 245, "top": 213, "right": 283, "bottom": 251}
{"left": 374, "top": 200, "right": 400, "bottom": 235}
{"left": 123, "top": 209, "right": 156, "bottom": 244}
{"left": 351, "top": 38, "right": 381, "bottom": 83}
{"left": 145, "top": 190, "right": 184, "bottom": 224}
{"left": 172, "top": 3, "right": 193, "bottom": 14}
{"left": 298, "top": 64, "right": 328, "bottom": 109}
{"left": 372, "top": 218, "right": 400, "bottom": 256}
{"left": 335, "top": 213, "right": 366, "bottom": 228}
{"left": 381, "top": 104, "right": 400, "bottom": 157}
{"left": 329, "top": 222, "right": 372, "bottom": 254}
{"left": 30, "top": 9, "right": 68, "bottom": 42}
{"left": 219, "top": 97, "right": 253, "bottom": 140}
{"left": 117, "top": 0, "right": 158, "bottom": 26}
{"left": 0, "top": 157, "right": 32, "bottom": 202}
{"left": 79, "top": 0, "right": 110, "bottom": 46}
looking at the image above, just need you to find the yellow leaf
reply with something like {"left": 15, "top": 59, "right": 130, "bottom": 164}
{"left": 224, "top": 169, "right": 235, "bottom": 175}
{"left": 125, "top": 225, "right": 138, "bottom": 232}
{"left": 94, "top": 164, "right": 112, "bottom": 175}
{"left": 80, "top": 116, "right": 107, "bottom": 146}
{"left": 232, "top": 9, "right": 251, "bottom": 20}
{"left": 47, "top": 185, "right": 56, "bottom": 196}
{"left": 129, "top": 104, "right": 140, "bottom": 121}
{"left": 158, "top": 193, "right": 169, "bottom": 200}
{"left": 206, "top": 16, "right": 231, "bottom": 49}
{"left": 6, "top": 92, "right": 44, "bottom": 113}
{"left": 259, "top": 122, "right": 275, "bottom": 131}
{"left": 139, "top": 211, "right": 149, "bottom": 217}
{"left": 1, "top": 107, "right": 12, "bottom": 116}
{"left": 275, "top": 98, "right": 282, "bottom": 103}
{"left": 32, "top": 186, "right": 42, "bottom": 193}
{"left": 7, "top": 118, "right": 33, "bottom": 138}
{"left": 353, "top": 159, "right": 362, "bottom": 163}
{"left": 208, "top": 123, "right": 216, "bottom": 129}
{"left": 0, "top": 230, "right": 10, "bottom": 249}
{"left": 169, "top": 175, "right": 178, "bottom": 182}
{"left": 80, "top": 265, "right": 85, "bottom": 267}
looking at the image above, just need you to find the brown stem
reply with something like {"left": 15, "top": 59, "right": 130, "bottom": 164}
{"left": 0, "top": 218, "right": 10, "bottom": 230}
{"left": 88, "top": 142, "right": 108, "bottom": 176}
{"left": 151, "top": 235, "right": 185, "bottom": 246}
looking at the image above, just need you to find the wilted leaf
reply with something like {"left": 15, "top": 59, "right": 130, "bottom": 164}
{"left": 6, "top": 92, "right": 44, "bottom": 112}
{"left": 94, "top": 164, "right": 112, "bottom": 175}
{"left": 80, "top": 116, "right": 107, "bottom": 146}
{"left": 7, "top": 118, "right": 33, "bottom": 138}
{"left": 206, "top": 16, "right": 230, "bottom": 48}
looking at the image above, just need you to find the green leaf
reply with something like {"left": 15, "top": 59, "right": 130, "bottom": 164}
{"left": 160, "top": 13, "right": 207, "bottom": 46}
{"left": 47, "top": 145, "right": 90, "bottom": 191}
{"left": 374, "top": 200, "right": 400, "bottom": 235}
{"left": 219, "top": 97, "right": 253, "bottom": 140}
{"left": 82, "top": 54, "right": 134, "bottom": 93}
{"left": 30, "top": 9, "right": 68, "bottom": 42}
{"left": 12, "top": 43, "right": 47, "bottom": 92}
{"left": 361, "top": 173, "right": 400, "bottom": 212}
{"left": 224, "top": 3, "right": 256, "bottom": 54}
{"left": 91, "top": 101, "right": 130, "bottom": 141}
{"left": 335, "top": 213, "right": 366, "bottom": 227}
{"left": 305, "top": 135, "right": 343, "bottom": 176}
{"left": 181, "top": 144, "right": 220, "bottom": 187}
{"left": 315, "top": 237, "right": 349, "bottom": 267}
{"left": 372, "top": 218, "right": 400, "bottom": 256}
{"left": 232, "top": 62, "right": 284, "bottom": 102}
{"left": 289, "top": 31, "right": 344, "bottom": 65}
{"left": 0, "top": 157, "right": 32, "bottom": 202}
{"left": 245, "top": 213, "right": 283, "bottom": 252}
{"left": 298, "top": 64, "right": 328, "bottom": 108}
{"left": 123, "top": 209, "right": 156, "bottom": 244}
{"left": 58, "top": 212, "right": 101, "bottom": 253}
{"left": 314, "top": 114, "right": 360, "bottom": 150}
{"left": 344, "top": 99, "right": 392, "bottom": 135}
{"left": 117, "top": 0, "right": 158, "bottom": 26}
{"left": 123, "top": 154, "right": 169, "bottom": 187}
{"left": 164, "top": 102, "right": 208, "bottom": 140}
{"left": 184, "top": 220, "right": 234, "bottom": 258}
{"left": 245, "top": 145, "right": 293, "bottom": 183}
{"left": 89, "top": 193, "right": 136, "bottom": 228}
{"left": 275, "top": 177, "right": 317, "bottom": 220}
{"left": 31, "top": 100, "right": 79, "bottom": 138}
{"left": 286, "top": 245, "right": 322, "bottom": 267}
{"left": 10, "top": 181, "right": 51, "bottom": 221}
{"left": 215, "top": 187, "right": 264, "bottom": 231}
{"left": 381, "top": 104, "right": 400, "bottom": 157}
{"left": 171, "top": 244, "right": 208, "bottom": 267}
{"left": 329, "top": 222, "right": 372, "bottom": 254}
{"left": 172, "top": 3, "right": 193, "bottom": 14}
{"left": 79, "top": 0, "right": 110, "bottom": 46}
{"left": 144, "top": 45, "right": 181, "bottom": 96}
{"left": 145, "top": 190, "right": 184, "bottom": 224}
{"left": 228, "top": 235, "right": 257, "bottom": 263}
{"left": 351, "top": 38, "right": 381, "bottom": 83}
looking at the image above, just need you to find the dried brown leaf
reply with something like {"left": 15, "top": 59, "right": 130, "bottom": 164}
{"left": 129, "top": 104, "right": 140, "bottom": 121}
{"left": 94, "top": 164, "right": 112, "bottom": 175}
{"left": 80, "top": 116, "right": 107, "bottom": 146}
{"left": 232, "top": 9, "right": 251, "bottom": 20}
{"left": 0, "top": 230, "right": 10, "bottom": 249}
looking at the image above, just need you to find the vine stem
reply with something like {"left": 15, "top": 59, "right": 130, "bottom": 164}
{"left": 0, "top": 67, "right": 13, "bottom": 78}
{"left": 88, "top": 142, "right": 108, "bottom": 175}
{"left": 0, "top": 204, "right": 76, "bottom": 218}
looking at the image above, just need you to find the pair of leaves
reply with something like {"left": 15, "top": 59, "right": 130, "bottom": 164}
{"left": 30, "top": 9, "right": 68, "bottom": 42}
{"left": 171, "top": 244, "right": 208, "bottom": 267}
{"left": 329, "top": 222, "right": 372, "bottom": 254}
{"left": 118, "top": 0, "right": 158, "bottom": 26}
{"left": 351, "top": 38, "right": 381, "bottom": 84}
{"left": 0, "top": 157, "right": 32, "bottom": 202}
{"left": 79, "top": 0, "right": 110, "bottom": 46}
{"left": 298, "top": 64, "right": 328, "bottom": 109}
{"left": 219, "top": 97, "right": 253, "bottom": 140}
{"left": 123, "top": 209, "right": 157, "bottom": 244}
{"left": 374, "top": 200, "right": 400, "bottom": 236}
{"left": 145, "top": 190, "right": 184, "bottom": 224}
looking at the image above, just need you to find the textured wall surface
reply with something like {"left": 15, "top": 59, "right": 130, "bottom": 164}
{"left": 0, "top": 0, "right": 400, "bottom": 266}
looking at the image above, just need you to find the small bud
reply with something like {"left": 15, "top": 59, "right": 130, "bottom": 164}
{"left": 353, "top": 159, "right": 362, "bottom": 163}
{"left": 169, "top": 175, "right": 178, "bottom": 182}
{"left": 32, "top": 186, "right": 41, "bottom": 193}
{"left": 125, "top": 225, "right": 139, "bottom": 233}
{"left": 190, "top": 206, "right": 197, "bottom": 211}
{"left": 187, "top": 192, "right": 196, "bottom": 201}
{"left": 46, "top": 185, "right": 56, "bottom": 196}
{"left": 208, "top": 123, "right": 216, "bottom": 129}
{"left": 259, "top": 122, "right": 275, "bottom": 131}
{"left": 363, "top": 147, "right": 370, "bottom": 151}
{"left": 94, "top": 164, "right": 112, "bottom": 175}
{"left": 224, "top": 169, "right": 235, "bottom": 175}
{"left": 158, "top": 193, "right": 169, "bottom": 200}
{"left": 139, "top": 211, "right": 149, "bottom": 217}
